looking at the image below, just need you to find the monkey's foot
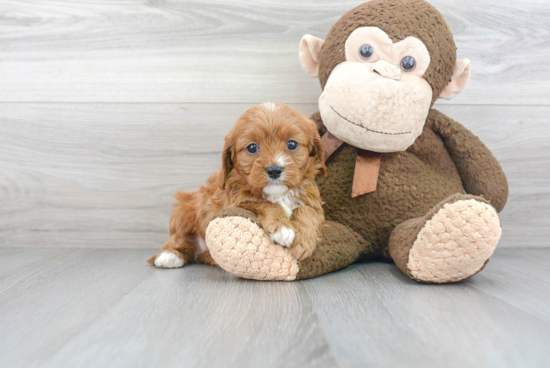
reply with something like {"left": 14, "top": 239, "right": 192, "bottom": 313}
{"left": 206, "top": 215, "right": 299, "bottom": 281}
{"left": 390, "top": 194, "right": 501, "bottom": 283}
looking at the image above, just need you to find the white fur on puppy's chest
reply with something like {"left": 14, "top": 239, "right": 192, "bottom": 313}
{"left": 262, "top": 185, "right": 304, "bottom": 217}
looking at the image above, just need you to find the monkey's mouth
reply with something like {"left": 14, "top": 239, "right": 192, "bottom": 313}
{"left": 330, "top": 106, "right": 411, "bottom": 136}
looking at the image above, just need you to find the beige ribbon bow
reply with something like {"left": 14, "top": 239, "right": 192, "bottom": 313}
{"left": 321, "top": 131, "right": 382, "bottom": 198}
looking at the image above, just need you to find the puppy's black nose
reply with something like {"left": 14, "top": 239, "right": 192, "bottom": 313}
{"left": 266, "top": 166, "right": 284, "bottom": 179}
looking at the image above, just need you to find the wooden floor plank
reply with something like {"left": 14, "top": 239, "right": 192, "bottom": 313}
{"left": 39, "top": 265, "right": 336, "bottom": 368}
{"left": 0, "top": 249, "right": 155, "bottom": 368}
{"left": 466, "top": 248, "right": 550, "bottom": 322}
{"left": 0, "top": 0, "right": 548, "bottom": 104}
{"left": 302, "top": 259, "right": 550, "bottom": 368}
{"left": 0, "top": 248, "right": 72, "bottom": 293}
{"left": 0, "top": 248, "right": 549, "bottom": 367}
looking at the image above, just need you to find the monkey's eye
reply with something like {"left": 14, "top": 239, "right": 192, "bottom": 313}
{"left": 359, "top": 44, "right": 374, "bottom": 60}
{"left": 246, "top": 143, "right": 258, "bottom": 154}
{"left": 287, "top": 140, "right": 298, "bottom": 151}
{"left": 400, "top": 56, "right": 416, "bottom": 72}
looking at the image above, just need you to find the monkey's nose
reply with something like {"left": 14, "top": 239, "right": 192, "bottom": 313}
{"left": 373, "top": 60, "right": 401, "bottom": 81}
{"left": 266, "top": 166, "right": 284, "bottom": 179}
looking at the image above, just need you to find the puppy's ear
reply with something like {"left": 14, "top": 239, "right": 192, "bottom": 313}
{"left": 307, "top": 118, "right": 327, "bottom": 177}
{"left": 221, "top": 134, "right": 235, "bottom": 189}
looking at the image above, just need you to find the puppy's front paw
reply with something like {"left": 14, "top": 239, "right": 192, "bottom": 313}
{"left": 290, "top": 241, "right": 316, "bottom": 261}
{"left": 153, "top": 250, "right": 185, "bottom": 268}
{"left": 270, "top": 226, "right": 295, "bottom": 247}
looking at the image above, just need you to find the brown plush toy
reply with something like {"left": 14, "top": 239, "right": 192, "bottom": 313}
{"left": 205, "top": 0, "right": 508, "bottom": 283}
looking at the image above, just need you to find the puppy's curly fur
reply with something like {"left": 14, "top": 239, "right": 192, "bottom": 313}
{"left": 148, "top": 102, "right": 326, "bottom": 268}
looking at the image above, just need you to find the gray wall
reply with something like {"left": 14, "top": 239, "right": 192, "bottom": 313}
{"left": 1, "top": 0, "right": 548, "bottom": 249}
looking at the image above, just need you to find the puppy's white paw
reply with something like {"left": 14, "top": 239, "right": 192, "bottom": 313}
{"left": 154, "top": 250, "right": 185, "bottom": 268}
{"left": 270, "top": 226, "right": 295, "bottom": 247}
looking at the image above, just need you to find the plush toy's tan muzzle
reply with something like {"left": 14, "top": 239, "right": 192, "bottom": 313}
{"left": 318, "top": 61, "right": 432, "bottom": 153}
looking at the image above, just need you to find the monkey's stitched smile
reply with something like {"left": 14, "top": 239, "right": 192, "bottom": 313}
{"left": 330, "top": 106, "right": 411, "bottom": 136}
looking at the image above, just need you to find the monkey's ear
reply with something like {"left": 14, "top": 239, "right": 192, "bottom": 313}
{"left": 299, "top": 35, "right": 325, "bottom": 78}
{"left": 439, "top": 59, "right": 471, "bottom": 100}
{"left": 221, "top": 135, "right": 234, "bottom": 189}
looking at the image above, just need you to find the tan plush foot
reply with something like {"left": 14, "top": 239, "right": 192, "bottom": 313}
{"left": 205, "top": 216, "right": 299, "bottom": 281}
{"left": 407, "top": 198, "right": 501, "bottom": 283}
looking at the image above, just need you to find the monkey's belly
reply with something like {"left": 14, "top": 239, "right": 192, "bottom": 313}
{"left": 317, "top": 145, "right": 464, "bottom": 253}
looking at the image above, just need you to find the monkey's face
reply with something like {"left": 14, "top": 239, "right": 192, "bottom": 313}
{"left": 318, "top": 27, "right": 432, "bottom": 152}
{"left": 299, "top": 0, "right": 472, "bottom": 153}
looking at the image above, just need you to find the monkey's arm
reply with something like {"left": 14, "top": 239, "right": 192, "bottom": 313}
{"left": 429, "top": 109, "right": 508, "bottom": 212}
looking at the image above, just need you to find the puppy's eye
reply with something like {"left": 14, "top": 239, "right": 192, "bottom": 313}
{"left": 287, "top": 140, "right": 298, "bottom": 151}
{"left": 246, "top": 143, "right": 258, "bottom": 154}
{"left": 359, "top": 44, "right": 374, "bottom": 60}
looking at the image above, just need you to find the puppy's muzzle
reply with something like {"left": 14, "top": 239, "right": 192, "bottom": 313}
{"left": 266, "top": 165, "right": 283, "bottom": 180}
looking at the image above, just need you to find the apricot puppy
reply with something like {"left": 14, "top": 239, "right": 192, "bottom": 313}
{"left": 148, "top": 102, "right": 326, "bottom": 269}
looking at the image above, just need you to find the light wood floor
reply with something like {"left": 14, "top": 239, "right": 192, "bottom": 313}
{"left": 1, "top": 247, "right": 548, "bottom": 368}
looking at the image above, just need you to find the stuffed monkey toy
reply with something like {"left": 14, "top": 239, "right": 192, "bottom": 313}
{"left": 205, "top": 0, "right": 508, "bottom": 283}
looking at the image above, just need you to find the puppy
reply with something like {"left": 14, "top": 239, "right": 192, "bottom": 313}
{"left": 148, "top": 102, "right": 326, "bottom": 269}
